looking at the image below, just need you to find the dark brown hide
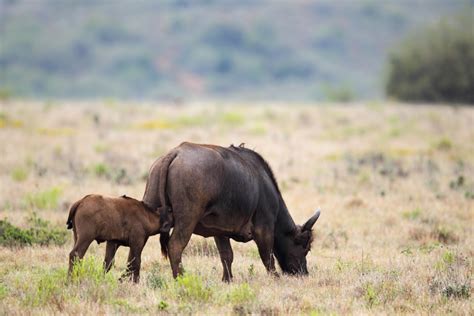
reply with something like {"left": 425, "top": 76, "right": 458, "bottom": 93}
{"left": 143, "top": 142, "right": 321, "bottom": 281}
{"left": 66, "top": 194, "right": 164, "bottom": 283}
{"left": 142, "top": 152, "right": 176, "bottom": 258}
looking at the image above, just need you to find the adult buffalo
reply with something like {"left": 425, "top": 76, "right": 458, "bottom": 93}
{"left": 143, "top": 142, "right": 321, "bottom": 281}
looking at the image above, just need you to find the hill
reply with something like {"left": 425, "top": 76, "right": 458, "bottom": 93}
{"left": 0, "top": 0, "right": 469, "bottom": 100}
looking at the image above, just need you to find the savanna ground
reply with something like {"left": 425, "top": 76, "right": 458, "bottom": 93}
{"left": 0, "top": 100, "right": 472, "bottom": 315}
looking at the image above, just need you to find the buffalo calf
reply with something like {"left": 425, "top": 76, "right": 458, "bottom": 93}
{"left": 66, "top": 194, "right": 171, "bottom": 283}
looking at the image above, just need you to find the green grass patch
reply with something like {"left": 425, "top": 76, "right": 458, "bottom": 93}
{"left": 24, "top": 187, "right": 62, "bottom": 210}
{"left": 431, "top": 251, "right": 471, "bottom": 299}
{"left": 19, "top": 256, "right": 119, "bottom": 307}
{"left": 248, "top": 124, "right": 267, "bottom": 135}
{"left": 92, "top": 162, "right": 110, "bottom": 178}
{"left": 226, "top": 283, "right": 255, "bottom": 304}
{"left": 94, "top": 144, "right": 109, "bottom": 153}
{"left": 11, "top": 167, "right": 28, "bottom": 182}
{"left": 134, "top": 114, "right": 209, "bottom": 131}
{"left": 27, "top": 268, "right": 67, "bottom": 307}
{"left": 69, "top": 256, "right": 119, "bottom": 302}
{"left": 0, "top": 282, "right": 7, "bottom": 300}
{"left": 174, "top": 114, "right": 209, "bottom": 127}
{"left": 173, "top": 273, "right": 212, "bottom": 302}
{"left": 134, "top": 119, "right": 175, "bottom": 130}
{"left": 432, "top": 137, "right": 452, "bottom": 151}
{"left": 402, "top": 208, "right": 421, "bottom": 220}
{"left": 220, "top": 111, "right": 245, "bottom": 126}
{"left": 147, "top": 264, "right": 167, "bottom": 290}
{"left": 0, "top": 112, "right": 23, "bottom": 128}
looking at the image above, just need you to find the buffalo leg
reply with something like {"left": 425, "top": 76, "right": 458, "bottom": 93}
{"left": 168, "top": 221, "right": 196, "bottom": 278}
{"left": 214, "top": 236, "right": 234, "bottom": 282}
{"left": 68, "top": 236, "right": 94, "bottom": 277}
{"left": 253, "top": 228, "right": 278, "bottom": 277}
{"left": 104, "top": 241, "right": 119, "bottom": 272}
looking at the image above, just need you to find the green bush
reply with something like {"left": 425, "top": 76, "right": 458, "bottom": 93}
{"left": 26, "top": 213, "right": 68, "bottom": 246}
{"left": 386, "top": 14, "right": 474, "bottom": 104}
{"left": 0, "top": 220, "right": 33, "bottom": 247}
{"left": 0, "top": 214, "right": 68, "bottom": 247}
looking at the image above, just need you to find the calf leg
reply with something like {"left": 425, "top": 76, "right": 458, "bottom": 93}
{"left": 104, "top": 241, "right": 119, "bottom": 272}
{"left": 122, "top": 237, "right": 147, "bottom": 283}
{"left": 120, "top": 250, "right": 134, "bottom": 281}
{"left": 253, "top": 228, "right": 278, "bottom": 277}
{"left": 214, "top": 236, "right": 234, "bottom": 282}
{"left": 68, "top": 235, "right": 94, "bottom": 277}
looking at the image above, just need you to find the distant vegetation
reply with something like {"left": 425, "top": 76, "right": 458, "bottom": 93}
{"left": 0, "top": 0, "right": 466, "bottom": 100}
{"left": 386, "top": 14, "right": 474, "bottom": 104}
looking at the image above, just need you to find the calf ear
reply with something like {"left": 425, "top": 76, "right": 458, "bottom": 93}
{"left": 302, "top": 209, "right": 321, "bottom": 231}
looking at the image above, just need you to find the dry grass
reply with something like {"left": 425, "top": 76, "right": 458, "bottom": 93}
{"left": 0, "top": 100, "right": 473, "bottom": 315}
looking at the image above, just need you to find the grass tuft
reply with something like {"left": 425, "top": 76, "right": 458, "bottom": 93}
{"left": 173, "top": 273, "right": 212, "bottom": 302}
{"left": 430, "top": 251, "right": 471, "bottom": 299}
{"left": 11, "top": 167, "right": 28, "bottom": 182}
{"left": 24, "top": 187, "right": 62, "bottom": 210}
{"left": 226, "top": 283, "right": 255, "bottom": 304}
{"left": 402, "top": 208, "right": 421, "bottom": 220}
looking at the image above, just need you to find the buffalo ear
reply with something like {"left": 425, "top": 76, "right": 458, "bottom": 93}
{"left": 302, "top": 209, "right": 321, "bottom": 231}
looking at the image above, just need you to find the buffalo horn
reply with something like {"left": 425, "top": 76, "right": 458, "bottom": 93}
{"left": 303, "top": 208, "right": 321, "bottom": 231}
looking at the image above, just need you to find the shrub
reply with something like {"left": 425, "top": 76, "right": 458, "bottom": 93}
{"left": 0, "top": 214, "right": 68, "bottom": 247}
{"left": 26, "top": 213, "right": 68, "bottom": 246}
{"left": 0, "top": 219, "right": 33, "bottom": 247}
{"left": 386, "top": 14, "right": 473, "bottom": 104}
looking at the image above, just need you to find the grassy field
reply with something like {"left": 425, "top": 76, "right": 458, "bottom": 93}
{"left": 0, "top": 101, "right": 472, "bottom": 315}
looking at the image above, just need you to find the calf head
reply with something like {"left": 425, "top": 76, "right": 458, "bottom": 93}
{"left": 274, "top": 209, "right": 321, "bottom": 275}
{"left": 158, "top": 206, "right": 173, "bottom": 233}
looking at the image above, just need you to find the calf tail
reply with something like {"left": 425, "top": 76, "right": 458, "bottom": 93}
{"left": 160, "top": 232, "right": 170, "bottom": 259}
{"left": 66, "top": 195, "right": 90, "bottom": 229}
{"left": 66, "top": 200, "right": 81, "bottom": 230}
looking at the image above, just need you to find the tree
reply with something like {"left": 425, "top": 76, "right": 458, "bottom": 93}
{"left": 386, "top": 14, "right": 474, "bottom": 104}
